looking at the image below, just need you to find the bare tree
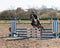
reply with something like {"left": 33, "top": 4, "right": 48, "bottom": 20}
{"left": 48, "top": 11, "right": 57, "bottom": 18}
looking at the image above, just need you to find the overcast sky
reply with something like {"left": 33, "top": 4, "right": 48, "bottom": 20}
{"left": 0, "top": 0, "right": 60, "bottom": 11}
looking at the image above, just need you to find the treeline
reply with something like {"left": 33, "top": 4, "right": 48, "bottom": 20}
{"left": 0, "top": 7, "right": 60, "bottom": 20}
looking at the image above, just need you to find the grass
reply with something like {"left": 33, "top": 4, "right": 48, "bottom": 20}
{"left": 0, "top": 20, "right": 60, "bottom": 24}
{"left": 0, "top": 22, "right": 52, "bottom": 24}
{"left": 0, "top": 22, "right": 60, "bottom": 24}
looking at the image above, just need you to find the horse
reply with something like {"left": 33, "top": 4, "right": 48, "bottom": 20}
{"left": 30, "top": 15, "right": 44, "bottom": 29}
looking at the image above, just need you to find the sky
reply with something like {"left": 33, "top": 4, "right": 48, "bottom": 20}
{"left": 0, "top": 0, "right": 60, "bottom": 11}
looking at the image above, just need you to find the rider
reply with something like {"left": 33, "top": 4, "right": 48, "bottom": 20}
{"left": 30, "top": 11, "right": 41, "bottom": 26}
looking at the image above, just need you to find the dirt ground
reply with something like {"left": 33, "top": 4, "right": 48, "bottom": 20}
{"left": 0, "top": 24, "right": 60, "bottom": 48}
